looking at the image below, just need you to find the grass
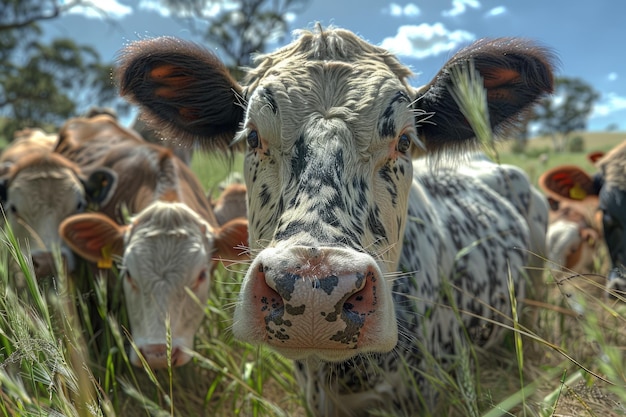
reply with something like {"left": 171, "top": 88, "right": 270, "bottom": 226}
{"left": 3, "top": 149, "right": 626, "bottom": 417}
{"left": 0, "top": 213, "right": 304, "bottom": 417}
{"left": 2, "top": 149, "right": 626, "bottom": 416}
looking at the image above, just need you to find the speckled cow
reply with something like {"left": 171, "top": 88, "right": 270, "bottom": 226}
{"left": 116, "top": 26, "right": 553, "bottom": 416}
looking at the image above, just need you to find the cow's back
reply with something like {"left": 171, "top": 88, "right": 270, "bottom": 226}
{"left": 55, "top": 115, "right": 216, "bottom": 225}
{"left": 399, "top": 159, "right": 531, "bottom": 351}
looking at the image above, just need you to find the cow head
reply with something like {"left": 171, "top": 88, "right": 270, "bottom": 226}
{"left": 545, "top": 206, "right": 600, "bottom": 273}
{"left": 116, "top": 26, "right": 554, "bottom": 361}
{"left": 538, "top": 160, "right": 626, "bottom": 293}
{"left": 59, "top": 201, "right": 248, "bottom": 368}
{"left": 0, "top": 152, "right": 115, "bottom": 277}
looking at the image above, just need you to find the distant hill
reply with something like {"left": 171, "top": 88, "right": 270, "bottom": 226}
{"left": 498, "top": 131, "right": 626, "bottom": 186}
{"left": 517, "top": 131, "right": 626, "bottom": 153}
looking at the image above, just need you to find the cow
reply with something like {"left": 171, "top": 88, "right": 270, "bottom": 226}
{"left": 0, "top": 128, "right": 114, "bottom": 278}
{"left": 538, "top": 149, "right": 610, "bottom": 275}
{"left": 542, "top": 196, "right": 600, "bottom": 274}
{"left": 210, "top": 182, "right": 247, "bottom": 226}
{"left": 57, "top": 114, "right": 248, "bottom": 369}
{"left": 546, "top": 209, "right": 600, "bottom": 274}
{"left": 115, "top": 26, "right": 554, "bottom": 415}
{"left": 539, "top": 142, "right": 626, "bottom": 295}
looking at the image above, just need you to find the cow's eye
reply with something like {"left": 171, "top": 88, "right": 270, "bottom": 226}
{"left": 247, "top": 130, "right": 260, "bottom": 149}
{"left": 396, "top": 133, "right": 411, "bottom": 153}
{"left": 9, "top": 204, "right": 17, "bottom": 214}
{"left": 192, "top": 269, "right": 208, "bottom": 290}
{"left": 77, "top": 199, "right": 86, "bottom": 212}
{"left": 125, "top": 272, "right": 138, "bottom": 291}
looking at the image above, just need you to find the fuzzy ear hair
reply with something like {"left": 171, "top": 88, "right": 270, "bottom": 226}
{"left": 414, "top": 37, "right": 556, "bottom": 152}
{"left": 116, "top": 36, "right": 245, "bottom": 153}
{"left": 538, "top": 165, "right": 597, "bottom": 202}
{"left": 213, "top": 218, "right": 249, "bottom": 266}
{"left": 59, "top": 213, "right": 127, "bottom": 267}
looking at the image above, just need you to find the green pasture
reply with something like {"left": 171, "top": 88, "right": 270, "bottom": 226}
{"left": 2, "top": 131, "right": 626, "bottom": 416}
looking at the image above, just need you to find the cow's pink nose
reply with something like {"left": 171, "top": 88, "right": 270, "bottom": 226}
{"left": 250, "top": 254, "right": 380, "bottom": 349}
{"left": 31, "top": 251, "right": 55, "bottom": 278}
{"left": 137, "top": 344, "right": 185, "bottom": 368}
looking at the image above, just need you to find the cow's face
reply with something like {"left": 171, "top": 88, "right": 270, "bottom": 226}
{"left": 538, "top": 152, "right": 626, "bottom": 294}
{"left": 60, "top": 201, "right": 248, "bottom": 369}
{"left": 121, "top": 202, "right": 215, "bottom": 368}
{"left": 1, "top": 157, "right": 87, "bottom": 277}
{"left": 116, "top": 27, "right": 554, "bottom": 362}
{"left": 231, "top": 62, "right": 416, "bottom": 360}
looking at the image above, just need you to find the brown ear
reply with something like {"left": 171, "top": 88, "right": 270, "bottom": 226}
{"left": 213, "top": 218, "right": 249, "bottom": 266}
{"left": 116, "top": 36, "right": 245, "bottom": 152}
{"left": 587, "top": 151, "right": 605, "bottom": 164}
{"left": 59, "top": 213, "right": 127, "bottom": 266}
{"left": 415, "top": 37, "right": 555, "bottom": 151}
{"left": 537, "top": 165, "right": 597, "bottom": 202}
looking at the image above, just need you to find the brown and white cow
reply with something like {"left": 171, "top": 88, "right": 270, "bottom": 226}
{"left": 210, "top": 182, "right": 247, "bottom": 226}
{"left": 540, "top": 143, "right": 626, "bottom": 294}
{"left": 541, "top": 195, "right": 601, "bottom": 274}
{"left": 0, "top": 129, "right": 114, "bottom": 277}
{"left": 57, "top": 114, "right": 248, "bottom": 368}
{"left": 115, "top": 26, "right": 553, "bottom": 415}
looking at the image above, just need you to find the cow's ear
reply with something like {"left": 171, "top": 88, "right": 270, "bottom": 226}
{"left": 81, "top": 168, "right": 117, "bottom": 207}
{"left": 414, "top": 38, "right": 555, "bottom": 152}
{"left": 588, "top": 150, "right": 605, "bottom": 164}
{"left": 59, "top": 213, "right": 126, "bottom": 266}
{"left": 213, "top": 218, "right": 249, "bottom": 266}
{"left": 538, "top": 165, "right": 598, "bottom": 202}
{"left": 116, "top": 36, "right": 245, "bottom": 152}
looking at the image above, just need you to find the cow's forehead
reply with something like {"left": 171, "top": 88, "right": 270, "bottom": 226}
{"left": 243, "top": 64, "right": 416, "bottom": 153}
{"left": 243, "top": 27, "right": 414, "bottom": 98}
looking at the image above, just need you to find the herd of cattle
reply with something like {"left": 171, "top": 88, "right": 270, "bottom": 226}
{"left": 1, "top": 25, "right": 625, "bottom": 416}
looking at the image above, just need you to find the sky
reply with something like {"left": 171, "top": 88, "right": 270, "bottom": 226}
{"left": 41, "top": 0, "right": 626, "bottom": 131}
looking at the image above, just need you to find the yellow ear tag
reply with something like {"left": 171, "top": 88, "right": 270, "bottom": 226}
{"left": 97, "top": 245, "right": 113, "bottom": 269}
{"left": 569, "top": 183, "right": 587, "bottom": 200}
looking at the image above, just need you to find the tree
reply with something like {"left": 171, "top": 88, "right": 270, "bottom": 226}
{"left": 0, "top": 0, "right": 129, "bottom": 141}
{"left": 532, "top": 77, "right": 599, "bottom": 152}
{"left": 158, "top": 0, "right": 309, "bottom": 79}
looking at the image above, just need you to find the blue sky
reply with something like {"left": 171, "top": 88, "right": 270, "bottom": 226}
{"left": 43, "top": 0, "right": 625, "bottom": 131}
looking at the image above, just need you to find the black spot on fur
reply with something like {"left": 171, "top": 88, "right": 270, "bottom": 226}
{"left": 378, "top": 91, "right": 410, "bottom": 138}
{"left": 291, "top": 135, "right": 310, "bottom": 180}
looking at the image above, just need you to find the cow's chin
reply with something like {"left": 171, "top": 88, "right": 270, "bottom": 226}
{"left": 270, "top": 340, "right": 398, "bottom": 363}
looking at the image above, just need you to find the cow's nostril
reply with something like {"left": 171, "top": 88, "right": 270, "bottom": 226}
{"left": 343, "top": 269, "right": 376, "bottom": 315}
{"left": 170, "top": 346, "right": 181, "bottom": 366}
{"left": 253, "top": 263, "right": 285, "bottom": 313}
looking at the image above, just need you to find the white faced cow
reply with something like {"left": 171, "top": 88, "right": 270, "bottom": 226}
{"left": 116, "top": 26, "right": 553, "bottom": 415}
{"left": 57, "top": 114, "right": 248, "bottom": 369}
{"left": 539, "top": 143, "right": 626, "bottom": 294}
{"left": 0, "top": 129, "right": 114, "bottom": 277}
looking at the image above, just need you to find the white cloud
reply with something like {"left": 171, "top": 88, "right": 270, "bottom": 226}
{"left": 138, "top": 0, "right": 238, "bottom": 18}
{"left": 138, "top": 0, "right": 171, "bottom": 17}
{"left": 593, "top": 92, "right": 626, "bottom": 118}
{"left": 380, "top": 23, "right": 475, "bottom": 59}
{"left": 485, "top": 6, "right": 506, "bottom": 18}
{"left": 442, "top": 0, "right": 480, "bottom": 17}
{"left": 387, "top": 3, "right": 421, "bottom": 18}
{"left": 66, "top": 0, "right": 132, "bottom": 19}
{"left": 608, "top": 72, "right": 619, "bottom": 81}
